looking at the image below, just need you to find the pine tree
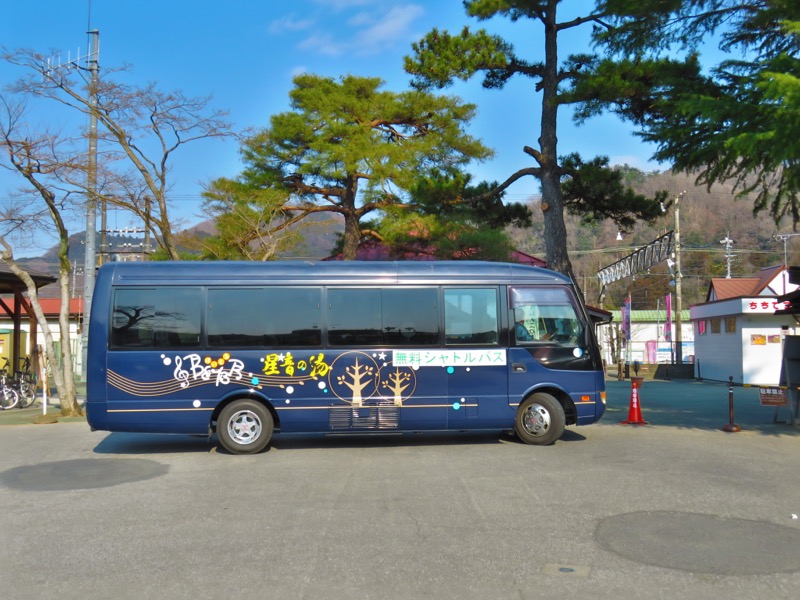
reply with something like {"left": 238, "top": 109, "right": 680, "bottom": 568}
{"left": 405, "top": 0, "right": 665, "bottom": 278}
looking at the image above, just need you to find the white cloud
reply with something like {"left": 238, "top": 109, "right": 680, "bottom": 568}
{"left": 299, "top": 3, "right": 424, "bottom": 57}
{"left": 348, "top": 12, "right": 375, "bottom": 27}
{"left": 268, "top": 15, "right": 315, "bottom": 35}
{"left": 353, "top": 5, "right": 424, "bottom": 52}
{"left": 297, "top": 33, "right": 345, "bottom": 57}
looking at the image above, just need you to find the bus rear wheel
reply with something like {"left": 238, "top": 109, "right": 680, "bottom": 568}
{"left": 217, "top": 400, "right": 274, "bottom": 454}
{"left": 515, "top": 393, "right": 565, "bottom": 445}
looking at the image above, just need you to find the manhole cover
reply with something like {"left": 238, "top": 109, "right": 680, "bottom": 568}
{"left": 0, "top": 458, "right": 168, "bottom": 491}
{"left": 596, "top": 511, "right": 800, "bottom": 575}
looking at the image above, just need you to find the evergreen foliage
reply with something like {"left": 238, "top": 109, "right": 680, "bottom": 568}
{"left": 211, "top": 73, "right": 494, "bottom": 260}
{"left": 576, "top": 0, "right": 800, "bottom": 227}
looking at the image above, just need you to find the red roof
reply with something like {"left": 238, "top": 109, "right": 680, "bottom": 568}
{"left": 29, "top": 297, "right": 83, "bottom": 316}
{"left": 707, "top": 278, "right": 761, "bottom": 301}
{"left": 706, "top": 265, "right": 786, "bottom": 301}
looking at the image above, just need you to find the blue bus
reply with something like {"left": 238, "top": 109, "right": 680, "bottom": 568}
{"left": 86, "top": 261, "right": 606, "bottom": 453}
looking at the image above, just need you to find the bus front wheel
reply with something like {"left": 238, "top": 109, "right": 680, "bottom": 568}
{"left": 515, "top": 393, "right": 565, "bottom": 445}
{"left": 217, "top": 400, "right": 274, "bottom": 454}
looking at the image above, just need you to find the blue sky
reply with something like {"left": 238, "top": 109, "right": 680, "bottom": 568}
{"left": 1, "top": 0, "right": 663, "bottom": 253}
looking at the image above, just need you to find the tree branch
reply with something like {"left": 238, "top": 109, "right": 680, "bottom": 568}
{"left": 466, "top": 166, "right": 542, "bottom": 204}
{"left": 557, "top": 12, "right": 611, "bottom": 32}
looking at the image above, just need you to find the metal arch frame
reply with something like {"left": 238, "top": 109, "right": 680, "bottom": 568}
{"left": 597, "top": 231, "right": 675, "bottom": 299}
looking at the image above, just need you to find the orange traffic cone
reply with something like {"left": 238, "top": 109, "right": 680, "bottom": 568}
{"left": 620, "top": 376, "right": 649, "bottom": 425}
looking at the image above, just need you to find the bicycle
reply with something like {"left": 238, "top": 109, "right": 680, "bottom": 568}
{"left": 0, "top": 357, "right": 36, "bottom": 410}
{"left": 13, "top": 356, "right": 37, "bottom": 409}
{"left": 0, "top": 362, "right": 19, "bottom": 410}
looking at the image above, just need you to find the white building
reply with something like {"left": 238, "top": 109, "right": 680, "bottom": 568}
{"left": 690, "top": 265, "right": 798, "bottom": 384}
{"left": 599, "top": 309, "right": 693, "bottom": 367}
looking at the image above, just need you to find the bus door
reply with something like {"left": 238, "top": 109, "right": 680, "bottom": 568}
{"left": 325, "top": 287, "right": 447, "bottom": 432}
{"left": 441, "top": 287, "right": 509, "bottom": 430}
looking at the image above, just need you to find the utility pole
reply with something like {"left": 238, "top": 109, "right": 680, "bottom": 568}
{"left": 81, "top": 29, "right": 100, "bottom": 381}
{"left": 143, "top": 196, "right": 152, "bottom": 258}
{"left": 720, "top": 233, "right": 735, "bottom": 278}
{"left": 775, "top": 233, "right": 800, "bottom": 294}
{"left": 674, "top": 191, "right": 685, "bottom": 366}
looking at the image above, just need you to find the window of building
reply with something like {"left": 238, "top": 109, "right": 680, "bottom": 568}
{"left": 724, "top": 316, "right": 736, "bottom": 334}
{"left": 697, "top": 320, "right": 707, "bottom": 335}
{"left": 709, "top": 317, "right": 721, "bottom": 334}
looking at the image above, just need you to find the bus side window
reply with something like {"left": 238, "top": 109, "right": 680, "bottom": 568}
{"left": 208, "top": 288, "right": 265, "bottom": 347}
{"left": 444, "top": 288, "right": 498, "bottom": 345}
{"left": 111, "top": 287, "right": 201, "bottom": 350}
{"left": 381, "top": 288, "right": 438, "bottom": 346}
{"left": 112, "top": 289, "right": 156, "bottom": 347}
{"left": 266, "top": 288, "right": 322, "bottom": 347}
{"left": 328, "top": 288, "right": 382, "bottom": 346}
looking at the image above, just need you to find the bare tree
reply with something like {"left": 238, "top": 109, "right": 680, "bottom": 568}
{"left": 2, "top": 47, "right": 236, "bottom": 259}
{"left": 0, "top": 97, "right": 83, "bottom": 416}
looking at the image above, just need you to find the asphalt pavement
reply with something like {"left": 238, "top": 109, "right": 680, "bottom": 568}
{"left": 1, "top": 378, "right": 798, "bottom": 600}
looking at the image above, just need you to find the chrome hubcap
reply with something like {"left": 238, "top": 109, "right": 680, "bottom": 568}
{"left": 522, "top": 404, "right": 551, "bottom": 437}
{"left": 227, "top": 410, "right": 262, "bottom": 445}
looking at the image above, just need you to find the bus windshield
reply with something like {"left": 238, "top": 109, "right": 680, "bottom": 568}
{"left": 511, "top": 286, "right": 583, "bottom": 345}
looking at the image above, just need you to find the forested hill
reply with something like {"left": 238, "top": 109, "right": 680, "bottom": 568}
{"left": 509, "top": 169, "right": 795, "bottom": 310}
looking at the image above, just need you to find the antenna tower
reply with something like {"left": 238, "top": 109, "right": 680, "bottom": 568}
{"left": 48, "top": 30, "right": 100, "bottom": 381}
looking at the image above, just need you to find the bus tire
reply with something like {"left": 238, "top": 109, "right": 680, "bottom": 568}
{"left": 514, "top": 392, "right": 565, "bottom": 445}
{"left": 217, "top": 399, "right": 274, "bottom": 455}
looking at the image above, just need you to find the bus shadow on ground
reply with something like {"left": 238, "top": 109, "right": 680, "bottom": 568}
{"left": 268, "top": 430, "right": 582, "bottom": 451}
{"left": 93, "top": 432, "right": 214, "bottom": 455}
{"left": 92, "top": 429, "right": 587, "bottom": 455}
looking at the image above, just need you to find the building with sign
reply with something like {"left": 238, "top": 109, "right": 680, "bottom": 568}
{"left": 690, "top": 265, "right": 797, "bottom": 384}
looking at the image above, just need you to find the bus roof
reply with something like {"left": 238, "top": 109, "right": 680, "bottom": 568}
{"left": 97, "top": 260, "right": 572, "bottom": 287}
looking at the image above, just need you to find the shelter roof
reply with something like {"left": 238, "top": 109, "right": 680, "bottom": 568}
{"left": 0, "top": 262, "right": 57, "bottom": 294}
